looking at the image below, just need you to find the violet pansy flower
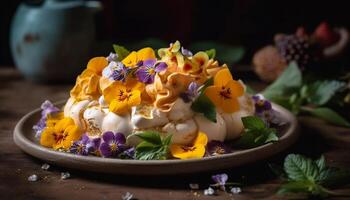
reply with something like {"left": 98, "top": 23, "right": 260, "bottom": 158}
{"left": 136, "top": 59, "right": 167, "bottom": 84}
{"left": 87, "top": 137, "right": 101, "bottom": 155}
{"left": 99, "top": 132, "right": 127, "bottom": 158}
{"left": 70, "top": 134, "right": 90, "bottom": 155}
{"left": 180, "top": 81, "right": 199, "bottom": 103}
{"left": 212, "top": 173, "right": 228, "bottom": 191}
{"left": 33, "top": 100, "right": 60, "bottom": 138}
{"left": 206, "top": 140, "right": 232, "bottom": 156}
{"left": 252, "top": 94, "right": 284, "bottom": 125}
{"left": 102, "top": 61, "right": 130, "bottom": 82}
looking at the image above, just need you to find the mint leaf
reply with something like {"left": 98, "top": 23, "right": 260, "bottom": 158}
{"left": 135, "top": 131, "right": 172, "bottom": 160}
{"left": 113, "top": 44, "right": 130, "bottom": 61}
{"left": 242, "top": 116, "right": 266, "bottom": 130}
{"left": 284, "top": 154, "right": 319, "bottom": 182}
{"left": 262, "top": 62, "right": 302, "bottom": 100}
{"left": 205, "top": 49, "right": 216, "bottom": 59}
{"left": 302, "top": 107, "right": 350, "bottom": 127}
{"left": 235, "top": 116, "right": 278, "bottom": 148}
{"left": 278, "top": 154, "right": 350, "bottom": 198}
{"left": 191, "top": 78, "right": 217, "bottom": 122}
{"left": 135, "top": 131, "right": 162, "bottom": 145}
{"left": 307, "top": 80, "right": 346, "bottom": 106}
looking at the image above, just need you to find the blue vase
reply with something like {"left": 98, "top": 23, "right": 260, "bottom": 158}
{"left": 10, "top": 0, "right": 102, "bottom": 82}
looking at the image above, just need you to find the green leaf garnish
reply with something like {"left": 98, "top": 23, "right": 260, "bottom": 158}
{"left": 301, "top": 107, "right": 350, "bottom": 127}
{"left": 205, "top": 49, "right": 216, "bottom": 59}
{"left": 235, "top": 116, "right": 278, "bottom": 148}
{"left": 307, "top": 80, "right": 346, "bottom": 106}
{"left": 134, "top": 131, "right": 172, "bottom": 160}
{"left": 191, "top": 78, "right": 217, "bottom": 122}
{"left": 113, "top": 44, "right": 130, "bottom": 61}
{"left": 277, "top": 154, "right": 350, "bottom": 198}
{"left": 262, "top": 62, "right": 302, "bottom": 100}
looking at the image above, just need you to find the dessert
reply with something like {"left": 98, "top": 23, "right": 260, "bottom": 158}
{"left": 34, "top": 41, "right": 282, "bottom": 160}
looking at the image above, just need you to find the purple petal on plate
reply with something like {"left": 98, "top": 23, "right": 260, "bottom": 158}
{"left": 102, "top": 131, "right": 115, "bottom": 143}
{"left": 114, "top": 132, "right": 126, "bottom": 144}
{"left": 99, "top": 142, "right": 112, "bottom": 157}
{"left": 80, "top": 134, "right": 90, "bottom": 144}
{"left": 212, "top": 173, "right": 228, "bottom": 186}
{"left": 155, "top": 62, "right": 167, "bottom": 72}
{"left": 143, "top": 59, "right": 157, "bottom": 68}
{"left": 206, "top": 140, "right": 232, "bottom": 156}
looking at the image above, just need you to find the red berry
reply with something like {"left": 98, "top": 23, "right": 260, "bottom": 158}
{"left": 314, "top": 22, "right": 340, "bottom": 47}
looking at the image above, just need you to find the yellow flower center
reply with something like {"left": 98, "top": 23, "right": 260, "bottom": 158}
{"left": 118, "top": 89, "right": 132, "bottom": 102}
{"left": 181, "top": 146, "right": 197, "bottom": 152}
{"left": 219, "top": 86, "right": 232, "bottom": 100}
{"left": 110, "top": 143, "right": 118, "bottom": 152}
{"left": 148, "top": 68, "right": 155, "bottom": 75}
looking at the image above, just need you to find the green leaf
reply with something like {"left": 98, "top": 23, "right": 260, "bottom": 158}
{"left": 205, "top": 49, "right": 216, "bottom": 59}
{"left": 189, "top": 41, "right": 245, "bottom": 64}
{"left": 277, "top": 180, "right": 316, "bottom": 194}
{"left": 315, "top": 155, "right": 326, "bottom": 172}
{"left": 307, "top": 80, "right": 346, "bottom": 106}
{"left": 135, "top": 131, "right": 162, "bottom": 145}
{"left": 241, "top": 116, "right": 266, "bottom": 130}
{"left": 162, "top": 134, "right": 172, "bottom": 146}
{"left": 135, "top": 145, "right": 168, "bottom": 160}
{"left": 191, "top": 78, "right": 217, "bottom": 122}
{"left": 113, "top": 44, "right": 130, "bottom": 61}
{"left": 302, "top": 107, "right": 350, "bottom": 127}
{"left": 262, "top": 62, "right": 302, "bottom": 100}
{"left": 284, "top": 154, "right": 319, "bottom": 182}
{"left": 235, "top": 116, "right": 278, "bottom": 148}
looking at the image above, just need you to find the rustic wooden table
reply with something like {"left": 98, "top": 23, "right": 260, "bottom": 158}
{"left": 1, "top": 68, "right": 349, "bottom": 200}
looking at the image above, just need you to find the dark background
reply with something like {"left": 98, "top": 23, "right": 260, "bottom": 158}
{"left": 1, "top": 0, "right": 349, "bottom": 67}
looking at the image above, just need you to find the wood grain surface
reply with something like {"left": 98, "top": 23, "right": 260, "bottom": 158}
{"left": 1, "top": 68, "right": 349, "bottom": 200}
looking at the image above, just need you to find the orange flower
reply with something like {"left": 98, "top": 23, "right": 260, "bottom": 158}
{"left": 40, "top": 117, "right": 82, "bottom": 150}
{"left": 70, "top": 69, "right": 100, "bottom": 101}
{"left": 103, "top": 79, "right": 144, "bottom": 114}
{"left": 122, "top": 47, "right": 156, "bottom": 67}
{"left": 170, "top": 132, "right": 208, "bottom": 159}
{"left": 205, "top": 68, "right": 244, "bottom": 113}
{"left": 86, "top": 57, "right": 108, "bottom": 76}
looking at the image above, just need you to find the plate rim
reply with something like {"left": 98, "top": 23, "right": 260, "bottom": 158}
{"left": 13, "top": 101, "right": 299, "bottom": 174}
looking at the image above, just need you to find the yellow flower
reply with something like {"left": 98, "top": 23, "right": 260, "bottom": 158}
{"left": 86, "top": 56, "right": 108, "bottom": 76}
{"left": 45, "top": 112, "right": 64, "bottom": 127}
{"left": 40, "top": 117, "right": 82, "bottom": 150}
{"left": 103, "top": 79, "right": 144, "bottom": 114}
{"left": 122, "top": 47, "right": 156, "bottom": 67}
{"left": 70, "top": 69, "right": 101, "bottom": 101}
{"left": 158, "top": 41, "right": 184, "bottom": 71}
{"left": 170, "top": 132, "right": 208, "bottom": 159}
{"left": 205, "top": 68, "right": 244, "bottom": 113}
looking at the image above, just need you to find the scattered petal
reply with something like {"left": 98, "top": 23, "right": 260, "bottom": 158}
{"left": 61, "top": 172, "right": 71, "bottom": 180}
{"left": 28, "top": 174, "right": 39, "bottom": 182}
{"left": 230, "top": 187, "right": 242, "bottom": 194}
{"left": 203, "top": 187, "right": 215, "bottom": 196}
{"left": 122, "top": 192, "right": 134, "bottom": 200}
{"left": 41, "top": 163, "right": 50, "bottom": 170}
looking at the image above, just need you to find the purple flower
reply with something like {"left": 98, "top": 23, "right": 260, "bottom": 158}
{"left": 180, "top": 82, "right": 199, "bottom": 103}
{"left": 107, "top": 52, "right": 118, "bottom": 62}
{"left": 87, "top": 137, "right": 101, "bottom": 155}
{"left": 99, "top": 132, "right": 127, "bottom": 158}
{"left": 102, "top": 61, "right": 130, "bottom": 82}
{"left": 181, "top": 47, "right": 193, "bottom": 57}
{"left": 136, "top": 59, "right": 167, "bottom": 84}
{"left": 212, "top": 173, "right": 228, "bottom": 191}
{"left": 252, "top": 95, "right": 272, "bottom": 114}
{"left": 70, "top": 134, "right": 90, "bottom": 155}
{"left": 33, "top": 100, "right": 60, "bottom": 138}
{"left": 252, "top": 95, "right": 285, "bottom": 125}
{"left": 120, "top": 147, "right": 135, "bottom": 159}
{"left": 206, "top": 141, "right": 232, "bottom": 156}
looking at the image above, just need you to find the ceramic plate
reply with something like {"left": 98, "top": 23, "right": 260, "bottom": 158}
{"left": 13, "top": 102, "right": 298, "bottom": 175}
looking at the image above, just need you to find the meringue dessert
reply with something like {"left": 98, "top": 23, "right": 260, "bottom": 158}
{"left": 34, "top": 41, "right": 282, "bottom": 160}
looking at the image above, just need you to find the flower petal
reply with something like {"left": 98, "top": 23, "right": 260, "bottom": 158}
{"left": 226, "top": 80, "right": 244, "bottom": 98}
{"left": 40, "top": 127, "right": 56, "bottom": 148}
{"left": 114, "top": 133, "right": 126, "bottom": 144}
{"left": 214, "top": 68, "right": 233, "bottom": 88}
{"left": 102, "top": 131, "right": 115, "bottom": 143}
{"left": 143, "top": 59, "right": 157, "bottom": 68}
{"left": 194, "top": 132, "right": 208, "bottom": 146}
{"left": 99, "top": 142, "right": 112, "bottom": 157}
{"left": 87, "top": 57, "right": 108, "bottom": 75}
{"left": 155, "top": 62, "right": 167, "bottom": 72}
{"left": 136, "top": 47, "right": 156, "bottom": 61}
